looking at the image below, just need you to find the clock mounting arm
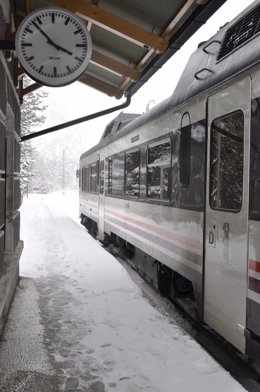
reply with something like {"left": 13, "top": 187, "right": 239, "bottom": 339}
{"left": 0, "top": 40, "right": 15, "bottom": 50}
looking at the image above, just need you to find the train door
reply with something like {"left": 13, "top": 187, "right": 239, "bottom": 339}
{"left": 98, "top": 159, "right": 105, "bottom": 241}
{"left": 204, "top": 77, "right": 251, "bottom": 353}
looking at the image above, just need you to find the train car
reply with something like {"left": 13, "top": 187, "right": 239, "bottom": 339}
{"left": 79, "top": 0, "right": 260, "bottom": 359}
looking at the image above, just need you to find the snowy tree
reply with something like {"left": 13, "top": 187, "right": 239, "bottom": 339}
{"left": 20, "top": 77, "right": 48, "bottom": 193}
{"left": 31, "top": 148, "right": 78, "bottom": 193}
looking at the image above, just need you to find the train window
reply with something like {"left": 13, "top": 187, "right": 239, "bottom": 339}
{"left": 90, "top": 161, "right": 99, "bottom": 193}
{"left": 107, "top": 158, "right": 112, "bottom": 194}
{"left": 86, "top": 166, "right": 90, "bottom": 192}
{"left": 81, "top": 168, "right": 85, "bottom": 191}
{"left": 210, "top": 110, "right": 244, "bottom": 211}
{"left": 180, "top": 113, "right": 191, "bottom": 187}
{"left": 147, "top": 138, "right": 171, "bottom": 200}
{"left": 82, "top": 166, "right": 89, "bottom": 192}
{"left": 125, "top": 149, "right": 140, "bottom": 197}
{"left": 79, "top": 169, "right": 81, "bottom": 188}
{"left": 112, "top": 153, "right": 124, "bottom": 196}
{"left": 99, "top": 160, "right": 104, "bottom": 194}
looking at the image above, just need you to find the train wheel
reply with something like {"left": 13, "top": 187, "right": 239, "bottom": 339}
{"left": 158, "top": 264, "right": 172, "bottom": 299}
{"left": 174, "top": 274, "right": 192, "bottom": 294}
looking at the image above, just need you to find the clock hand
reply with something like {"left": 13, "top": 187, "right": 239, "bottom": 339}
{"left": 49, "top": 42, "right": 73, "bottom": 56}
{"left": 32, "top": 21, "right": 56, "bottom": 45}
{"left": 32, "top": 21, "right": 73, "bottom": 56}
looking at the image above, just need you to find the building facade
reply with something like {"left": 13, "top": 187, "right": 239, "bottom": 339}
{"left": 0, "top": 0, "right": 23, "bottom": 333}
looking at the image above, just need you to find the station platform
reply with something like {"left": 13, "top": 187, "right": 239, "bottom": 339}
{"left": 0, "top": 192, "right": 246, "bottom": 392}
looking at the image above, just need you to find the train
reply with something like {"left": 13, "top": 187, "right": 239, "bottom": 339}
{"left": 79, "top": 0, "right": 260, "bottom": 359}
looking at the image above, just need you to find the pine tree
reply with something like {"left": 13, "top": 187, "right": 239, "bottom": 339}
{"left": 20, "top": 77, "right": 48, "bottom": 193}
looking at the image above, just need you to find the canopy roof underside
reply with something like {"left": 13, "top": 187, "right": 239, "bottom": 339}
{"left": 13, "top": 0, "right": 227, "bottom": 99}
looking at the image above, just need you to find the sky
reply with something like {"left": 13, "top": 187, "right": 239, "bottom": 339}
{"left": 30, "top": 0, "right": 255, "bottom": 159}
{"left": 0, "top": 190, "right": 245, "bottom": 392}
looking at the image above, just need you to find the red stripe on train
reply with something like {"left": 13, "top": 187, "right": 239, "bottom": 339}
{"left": 249, "top": 259, "right": 260, "bottom": 273}
{"left": 106, "top": 208, "right": 202, "bottom": 251}
{"left": 82, "top": 202, "right": 202, "bottom": 251}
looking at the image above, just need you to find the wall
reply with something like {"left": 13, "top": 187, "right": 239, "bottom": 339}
{"left": 0, "top": 0, "right": 23, "bottom": 334}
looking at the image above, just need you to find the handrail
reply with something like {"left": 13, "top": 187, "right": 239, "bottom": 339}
{"left": 202, "top": 39, "right": 221, "bottom": 54}
{"left": 194, "top": 68, "right": 213, "bottom": 80}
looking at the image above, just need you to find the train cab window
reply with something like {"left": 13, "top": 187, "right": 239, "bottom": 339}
{"left": 112, "top": 153, "right": 124, "bottom": 196}
{"left": 90, "top": 161, "right": 99, "bottom": 193}
{"left": 147, "top": 138, "right": 171, "bottom": 200}
{"left": 210, "top": 110, "right": 244, "bottom": 211}
{"left": 180, "top": 113, "right": 191, "bottom": 187}
{"left": 125, "top": 149, "right": 140, "bottom": 197}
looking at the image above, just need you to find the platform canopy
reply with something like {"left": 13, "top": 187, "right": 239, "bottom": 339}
{"left": 13, "top": 0, "right": 228, "bottom": 100}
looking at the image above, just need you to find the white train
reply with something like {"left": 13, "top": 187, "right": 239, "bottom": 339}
{"left": 79, "top": 1, "right": 260, "bottom": 359}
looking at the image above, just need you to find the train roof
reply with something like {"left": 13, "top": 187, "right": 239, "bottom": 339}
{"left": 169, "top": 0, "right": 260, "bottom": 108}
{"left": 80, "top": 0, "right": 260, "bottom": 161}
{"left": 100, "top": 112, "right": 140, "bottom": 140}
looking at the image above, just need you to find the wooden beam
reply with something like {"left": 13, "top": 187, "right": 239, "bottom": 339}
{"left": 14, "top": 59, "right": 24, "bottom": 87}
{"left": 16, "top": 65, "right": 24, "bottom": 78}
{"left": 51, "top": 0, "right": 168, "bottom": 53}
{"left": 79, "top": 74, "right": 123, "bottom": 99}
{"left": 14, "top": 12, "right": 23, "bottom": 29}
{"left": 4, "top": 23, "right": 14, "bottom": 62}
{"left": 161, "top": 0, "right": 197, "bottom": 38}
{"left": 133, "top": 0, "right": 197, "bottom": 68}
{"left": 19, "top": 77, "right": 42, "bottom": 103}
{"left": 24, "top": 0, "right": 32, "bottom": 14}
{"left": 19, "top": 78, "right": 23, "bottom": 104}
{"left": 22, "top": 82, "right": 42, "bottom": 97}
{"left": 196, "top": 0, "right": 209, "bottom": 4}
{"left": 119, "top": 0, "right": 199, "bottom": 92}
{"left": 91, "top": 50, "right": 140, "bottom": 81}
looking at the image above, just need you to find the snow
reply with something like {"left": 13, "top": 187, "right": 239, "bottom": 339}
{"left": 15, "top": 191, "right": 246, "bottom": 392}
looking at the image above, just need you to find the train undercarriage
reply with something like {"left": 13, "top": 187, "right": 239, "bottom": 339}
{"left": 80, "top": 214, "right": 197, "bottom": 319}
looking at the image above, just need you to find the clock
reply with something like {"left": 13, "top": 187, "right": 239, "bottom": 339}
{"left": 15, "top": 8, "right": 92, "bottom": 87}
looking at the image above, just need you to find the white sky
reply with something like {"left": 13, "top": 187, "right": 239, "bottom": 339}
{"left": 31, "top": 0, "right": 254, "bottom": 158}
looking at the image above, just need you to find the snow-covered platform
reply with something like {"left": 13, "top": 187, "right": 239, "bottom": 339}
{"left": 0, "top": 192, "right": 246, "bottom": 392}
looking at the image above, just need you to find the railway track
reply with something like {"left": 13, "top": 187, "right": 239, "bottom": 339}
{"left": 105, "top": 244, "right": 260, "bottom": 392}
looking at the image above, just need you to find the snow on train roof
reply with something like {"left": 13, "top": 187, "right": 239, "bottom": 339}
{"left": 80, "top": 0, "right": 260, "bottom": 161}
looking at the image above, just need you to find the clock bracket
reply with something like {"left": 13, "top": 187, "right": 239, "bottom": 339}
{"left": 0, "top": 40, "right": 15, "bottom": 50}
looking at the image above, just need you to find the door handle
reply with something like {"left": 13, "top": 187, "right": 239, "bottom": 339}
{"left": 209, "top": 230, "right": 214, "bottom": 244}
{"left": 208, "top": 227, "right": 216, "bottom": 247}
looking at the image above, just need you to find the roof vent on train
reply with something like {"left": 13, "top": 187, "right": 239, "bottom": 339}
{"left": 101, "top": 112, "right": 140, "bottom": 140}
{"left": 217, "top": 3, "right": 260, "bottom": 61}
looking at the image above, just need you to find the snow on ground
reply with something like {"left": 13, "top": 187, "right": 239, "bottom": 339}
{"left": 7, "top": 191, "right": 247, "bottom": 391}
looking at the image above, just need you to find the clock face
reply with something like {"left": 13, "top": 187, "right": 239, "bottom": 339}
{"left": 15, "top": 8, "right": 92, "bottom": 87}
